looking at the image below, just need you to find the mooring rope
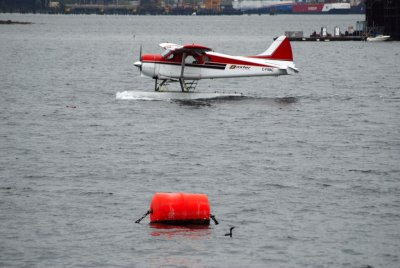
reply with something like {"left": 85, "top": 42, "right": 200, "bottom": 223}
{"left": 135, "top": 210, "right": 151, "bottom": 224}
{"left": 210, "top": 214, "right": 219, "bottom": 225}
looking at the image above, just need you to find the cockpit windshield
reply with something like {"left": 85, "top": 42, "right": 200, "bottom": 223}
{"left": 161, "top": 49, "right": 172, "bottom": 58}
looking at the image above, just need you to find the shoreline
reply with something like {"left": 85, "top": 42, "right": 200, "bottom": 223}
{"left": 0, "top": 19, "right": 32, "bottom": 24}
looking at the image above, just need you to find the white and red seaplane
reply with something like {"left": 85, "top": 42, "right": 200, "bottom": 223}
{"left": 133, "top": 36, "right": 298, "bottom": 93}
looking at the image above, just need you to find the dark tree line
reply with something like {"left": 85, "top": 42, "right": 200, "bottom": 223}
{"left": 0, "top": 0, "right": 50, "bottom": 12}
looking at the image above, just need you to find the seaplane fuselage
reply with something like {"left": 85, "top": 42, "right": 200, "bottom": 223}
{"left": 134, "top": 36, "right": 298, "bottom": 92}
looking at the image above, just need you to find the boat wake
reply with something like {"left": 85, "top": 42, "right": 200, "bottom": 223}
{"left": 116, "top": 91, "right": 299, "bottom": 108}
{"left": 116, "top": 91, "right": 245, "bottom": 101}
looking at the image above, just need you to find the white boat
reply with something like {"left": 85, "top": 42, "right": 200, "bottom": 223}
{"left": 367, "top": 35, "right": 391, "bottom": 42}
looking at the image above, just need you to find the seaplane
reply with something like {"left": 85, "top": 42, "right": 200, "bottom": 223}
{"left": 133, "top": 35, "right": 298, "bottom": 94}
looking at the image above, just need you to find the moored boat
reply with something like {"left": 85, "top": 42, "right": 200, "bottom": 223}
{"left": 367, "top": 35, "right": 391, "bottom": 41}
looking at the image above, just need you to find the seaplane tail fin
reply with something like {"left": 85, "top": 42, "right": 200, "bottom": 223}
{"left": 258, "top": 36, "right": 293, "bottom": 61}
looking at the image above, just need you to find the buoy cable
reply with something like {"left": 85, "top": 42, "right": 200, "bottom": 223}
{"left": 135, "top": 210, "right": 151, "bottom": 224}
{"left": 225, "top": 227, "right": 235, "bottom": 237}
{"left": 210, "top": 214, "right": 219, "bottom": 225}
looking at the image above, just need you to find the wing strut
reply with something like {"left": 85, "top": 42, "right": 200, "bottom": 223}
{"left": 179, "top": 52, "right": 187, "bottom": 92}
{"left": 153, "top": 52, "right": 199, "bottom": 92}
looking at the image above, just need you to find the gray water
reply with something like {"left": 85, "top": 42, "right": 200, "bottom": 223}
{"left": 0, "top": 13, "right": 399, "bottom": 268}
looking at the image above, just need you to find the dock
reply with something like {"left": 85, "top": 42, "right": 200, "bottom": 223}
{"left": 287, "top": 36, "right": 365, "bottom": 42}
{"left": 283, "top": 25, "right": 367, "bottom": 42}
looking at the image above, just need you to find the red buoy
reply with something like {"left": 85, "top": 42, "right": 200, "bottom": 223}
{"left": 150, "top": 192, "right": 211, "bottom": 225}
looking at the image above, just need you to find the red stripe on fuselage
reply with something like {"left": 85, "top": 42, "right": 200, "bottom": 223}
{"left": 141, "top": 53, "right": 273, "bottom": 68}
{"left": 142, "top": 61, "right": 226, "bottom": 70}
{"left": 205, "top": 53, "right": 272, "bottom": 67}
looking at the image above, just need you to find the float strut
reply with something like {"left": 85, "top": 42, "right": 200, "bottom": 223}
{"left": 154, "top": 78, "right": 158, "bottom": 92}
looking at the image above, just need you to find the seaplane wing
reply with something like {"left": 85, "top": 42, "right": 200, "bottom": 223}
{"left": 134, "top": 36, "right": 298, "bottom": 92}
{"left": 159, "top": 43, "right": 182, "bottom": 51}
{"left": 160, "top": 43, "right": 212, "bottom": 52}
{"left": 160, "top": 43, "right": 212, "bottom": 58}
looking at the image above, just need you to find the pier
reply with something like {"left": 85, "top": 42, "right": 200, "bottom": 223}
{"left": 64, "top": 4, "right": 138, "bottom": 15}
{"left": 287, "top": 36, "right": 365, "bottom": 42}
{"left": 283, "top": 25, "right": 367, "bottom": 42}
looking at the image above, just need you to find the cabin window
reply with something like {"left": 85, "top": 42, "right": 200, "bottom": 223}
{"left": 185, "top": 55, "right": 198, "bottom": 64}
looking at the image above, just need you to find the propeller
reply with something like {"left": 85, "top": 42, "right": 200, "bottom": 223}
{"left": 134, "top": 44, "right": 143, "bottom": 74}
